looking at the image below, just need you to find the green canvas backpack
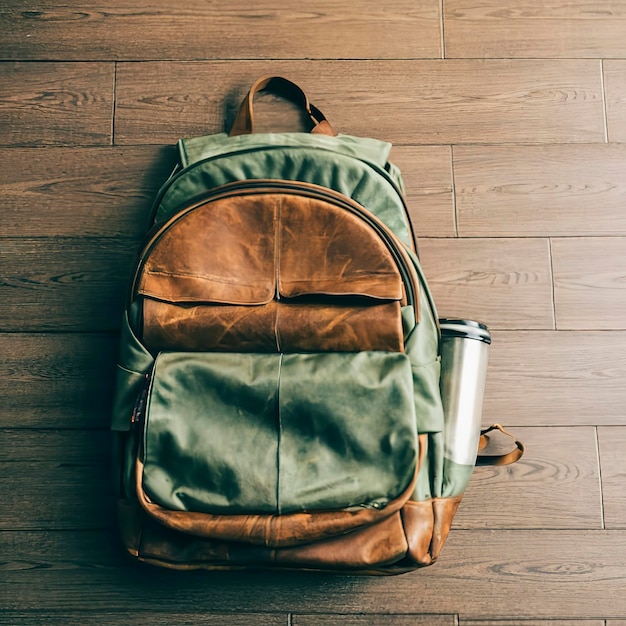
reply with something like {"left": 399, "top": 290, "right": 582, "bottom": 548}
{"left": 111, "top": 76, "right": 523, "bottom": 573}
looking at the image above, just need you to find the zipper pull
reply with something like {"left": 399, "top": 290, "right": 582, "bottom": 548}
{"left": 130, "top": 371, "right": 151, "bottom": 429}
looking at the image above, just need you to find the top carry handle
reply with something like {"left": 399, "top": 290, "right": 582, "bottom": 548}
{"left": 229, "top": 75, "right": 336, "bottom": 137}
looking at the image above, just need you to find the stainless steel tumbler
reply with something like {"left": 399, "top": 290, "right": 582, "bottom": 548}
{"left": 439, "top": 319, "right": 491, "bottom": 466}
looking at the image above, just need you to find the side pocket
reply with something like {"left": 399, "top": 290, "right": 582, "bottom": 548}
{"left": 111, "top": 310, "right": 154, "bottom": 432}
{"left": 411, "top": 358, "right": 444, "bottom": 435}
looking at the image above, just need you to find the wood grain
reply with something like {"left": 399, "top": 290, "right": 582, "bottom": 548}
{"left": 0, "top": 1, "right": 442, "bottom": 61}
{"left": 0, "top": 462, "right": 113, "bottom": 530}
{"left": 0, "top": 62, "right": 113, "bottom": 146}
{"left": 0, "top": 334, "right": 117, "bottom": 429}
{"left": 604, "top": 60, "right": 626, "bottom": 142}
{"left": 294, "top": 616, "right": 455, "bottom": 625}
{"left": 0, "top": 147, "right": 174, "bottom": 237}
{"left": 1, "top": 529, "right": 625, "bottom": 618}
{"left": 484, "top": 331, "right": 626, "bottom": 426}
{"left": 0, "top": 430, "right": 110, "bottom": 463}
{"left": 552, "top": 237, "right": 626, "bottom": 330}
{"left": 390, "top": 145, "right": 455, "bottom": 237}
{"left": 461, "top": 621, "right": 604, "bottom": 626}
{"left": 114, "top": 60, "right": 605, "bottom": 145}
{"left": 454, "top": 145, "right": 626, "bottom": 237}
{"left": 0, "top": 613, "right": 288, "bottom": 625}
{"left": 0, "top": 238, "right": 135, "bottom": 332}
{"left": 417, "top": 238, "right": 554, "bottom": 330}
{"left": 456, "top": 427, "right": 603, "bottom": 529}
{"left": 444, "top": 1, "right": 626, "bottom": 58}
{"left": 3, "top": 1, "right": 626, "bottom": 622}
{"left": 597, "top": 427, "right": 626, "bottom": 530}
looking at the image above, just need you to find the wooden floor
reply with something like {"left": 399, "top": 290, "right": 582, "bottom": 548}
{"left": 1, "top": 1, "right": 626, "bottom": 623}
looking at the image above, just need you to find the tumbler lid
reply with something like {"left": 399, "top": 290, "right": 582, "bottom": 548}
{"left": 439, "top": 319, "right": 491, "bottom": 344}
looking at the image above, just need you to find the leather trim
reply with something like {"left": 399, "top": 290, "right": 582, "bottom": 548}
{"left": 142, "top": 298, "right": 404, "bottom": 353}
{"left": 135, "top": 510, "right": 408, "bottom": 571}
{"left": 401, "top": 496, "right": 463, "bottom": 566}
{"left": 135, "top": 457, "right": 418, "bottom": 549}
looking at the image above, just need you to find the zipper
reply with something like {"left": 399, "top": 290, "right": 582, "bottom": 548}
{"left": 131, "top": 179, "right": 421, "bottom": 322}
{"left": 130, "top": 369, "right": 152, "bottom": 431}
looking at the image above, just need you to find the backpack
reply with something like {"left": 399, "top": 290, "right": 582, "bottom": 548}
{"left": 111, "top": 76, "right": 523, "bottom": 574}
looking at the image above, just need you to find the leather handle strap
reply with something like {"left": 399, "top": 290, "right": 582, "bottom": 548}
{"left": 476, "top": 423, "right": 525, "bottom": 466}
{"left": 229, "top": 75, "right": 336, "bottom": 137}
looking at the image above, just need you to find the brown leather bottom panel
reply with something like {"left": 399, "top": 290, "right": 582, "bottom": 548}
{"left": 401, "top": 496, "right": 463, "bottom": 566}
{"left": 117, "top": 496, "right": 463, "bottom": 574}
{"left": 133, "top": 508, "right": 408, "bottom": 572}
{"left": 135, "top": 458, "right": 416, "bottom": 548}
{"left": 142, "top": 297, "right": 403, "bottom": 353}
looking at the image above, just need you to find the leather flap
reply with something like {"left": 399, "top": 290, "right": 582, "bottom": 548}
{"left": 138, "top": 191, "right": 403, "bottom": 306}
{"left": 278, "top": 192, "right": 402, "bottom": 300}
{"left": 138, "top": 194, "right": 277, "bottom": 305}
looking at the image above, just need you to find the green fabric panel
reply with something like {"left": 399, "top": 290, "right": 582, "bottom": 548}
{"left": 410, "top": 358, "right": 444, "bottom": 435}
{"left": 142, "top": 352, "right": 281, "bottom": 514}
{"left": 157, "top": 145, "right": 411, "bottom": 246}
{"left": 413, "top": 439, "right": 474, "bottom": 501}
{"left": 110, "top": 311, "right": 154, "bottom": 431}
{"left": 403, "top": 263, "right": 444, "bottom": 435}
{"left": 178, "top": 132, "right": 392, "bottom": 169}
{"left": 141, "top": 351, "right": 418, "bottom": 515}
{"left": 441, "top": 457, "right": 475, "bottom": 499}
{"left": 401, "top": 305, "right": 415, "bottom": 338}
{"left": 278, "top": 352, "right": 417, "bottom": 513}
{"left": 385, "top": 161, "right": 406, "bottom": 195}
{"left": 413, "top": 431, "right": 446, "bottom": 501}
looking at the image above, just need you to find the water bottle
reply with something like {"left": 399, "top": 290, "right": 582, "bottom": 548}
{"left": 439, "top": 319, "right": 491, "bottom": 466}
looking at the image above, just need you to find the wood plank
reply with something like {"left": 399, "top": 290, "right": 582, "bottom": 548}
{"left": 454, "top": 145, "right": 626, "bottom": 237}
{"left": 552, "top": 237, "right": 626, "bottom": 330}
{"left": 0, "top": 62, "right": 113, "bottom": 146}
{"left": 455, "top": 427, "right": 603, "bottom": 530}
{"left": 0, "top": 430, "right": 109, "bottom": 464}
{"left": 459, "top": 619, "right": 610, "bottom": 626}
{"left": 0, "top": 430, "right": 114, "bottom": 530}
{"left": 7, "top": 424, "right": 602, "bottom": 531}
{"left": 444, "top": 1, "right": 626, "bottom": 58}
{"left": 390, "top": 146, "right": 455, "bottom": 237}
{"left": 0, "top": 613, "right": 288, "bottom": 625}
{"left": 0, "top": 1, "right": 442, "bottom": 61}
{"left": 1, "top": 529, "right": 625, "bottom": 618}
{"left": 0, "top": 237, "right": 135, "bottom": 332}
{"left": 114, "top": 60, "right": 605, "bottom": 145}
{"left": 484, "top": 331, "right": 626, "bottom": 426}
{"left": 417, "top": 238, "right": 554, "bottom": 330}
{"left": 0, "top": 462, "right": 113, "bottom": 530}
{"left": 604, "top": 60, "right": 626, "bottom": 143}
{"left": 294, "top": 616, "right": 455, "bottom": 625}
{"left": 0, "top": 147, "right": 174, "bottom": 238}
{"left": 597, "top": 427, "right": 626, "bottom": 530}
{"left": 0, "top": 334, "right": 117, "bottom": 429}
{"left": 0, "top": 146, "right": 450, "bottom": 238}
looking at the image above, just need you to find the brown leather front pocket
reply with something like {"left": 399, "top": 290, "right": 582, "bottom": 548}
{"left": 142, "top": 298, "right": 403, "bottom": 353}
{"left": 137, "top": 188, "right": 409, "bottom": 354}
